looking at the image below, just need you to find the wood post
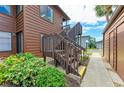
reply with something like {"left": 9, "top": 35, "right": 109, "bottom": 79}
{"left": 65, "top": 42, "right": 69, "bottom": 74}
{"left": 43, "top": 56, "right": 46, "bottom": 62}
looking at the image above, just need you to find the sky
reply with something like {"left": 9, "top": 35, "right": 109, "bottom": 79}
{"left": 60, "top": 5, "right": 107, "bottom": 41}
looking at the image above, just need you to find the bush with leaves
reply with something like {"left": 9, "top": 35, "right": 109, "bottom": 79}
{"left": 6, "top": 58, "right": 46, "bottom": 86}
{"left": 0, "top": 53, "right": 46, "bottom": 85}
{"left": 81, "top": 55, "right": 89, "bottom": 61}
{"left": 0, "top": 63, "right": 8, "bottom": 84}
{"left": 35, "top": 66, "right": 65, "bottom": 87}
{"left": 0, "top": 52, "right": 66, "bottom": 87}
{"left": 4, "top": 52, "right": 36, "bottom": 66}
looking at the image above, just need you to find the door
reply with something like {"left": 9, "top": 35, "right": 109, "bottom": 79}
{"left": 109, "top": 31, "right": 114, "bottom": 67}
{"left": 16, "top": 32, "right": 23, "bottom": 53}
{"left": 117, "top": 23, "right": 124, "bottom": 80}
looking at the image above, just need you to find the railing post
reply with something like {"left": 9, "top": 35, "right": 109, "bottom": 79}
{"left": 77, "top": 49, "right": 80, "bottom": 70}
{"left": 65, "top": 42, "right": 69, "bottom": 74}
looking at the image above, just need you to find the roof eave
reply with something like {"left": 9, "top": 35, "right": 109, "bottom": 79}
{"left": 56, "top": 6, "right": 71, "bottom": 21}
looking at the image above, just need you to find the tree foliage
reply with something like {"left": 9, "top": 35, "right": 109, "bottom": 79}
{"left": 88, "top": 37, "right": 96, "bottom": 49}
{"left": 94, "top": 5, "right": 113, "bottom": 23}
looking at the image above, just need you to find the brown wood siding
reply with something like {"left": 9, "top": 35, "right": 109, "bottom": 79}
{"left": 109, "top": 31, "right": 114, "bottom": 67}
{"left": 113, "top": 29, "right": 117, "bottom": 70}
{"left": 104, "top": 31, "right": 109, "bottom": 62}
{"left": 104, "top": 8, "right": 124, "bottom": 62}
{"left": 16, "top": 11, "right": 24, "bottom": 32}
{"left": 104, "top": 8, "right": 124, "bottom": 80}
{"left": 23, "top": 5, "right": 64, "bottom": 57}
{"left": 0, "top": 6, "right": 16, "bottom": 57}
{"left": 117, "top": 23, "right": 124, "bottom": 80}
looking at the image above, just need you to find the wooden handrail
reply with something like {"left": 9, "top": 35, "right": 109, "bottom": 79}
{"left": 42, "top": 22, "right": 85, "bottom": 76}
{"left": 68, "top": 22, "right": 82, "bottom": 40}
{"left": 59, "top": 30, "right": 85, "bottom": 50}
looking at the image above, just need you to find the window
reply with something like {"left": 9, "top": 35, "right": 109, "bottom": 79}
{"left": 0, "top": 32, "right": 12, "bottom": 51}
{"left": 16, "top": 5, "right": 23, "bottom": 15}
{"left": 40, "top": 5, "right": 54, "bottom": 23}
{"left": 0, "top": 5, "right": 12, "bottom": 15}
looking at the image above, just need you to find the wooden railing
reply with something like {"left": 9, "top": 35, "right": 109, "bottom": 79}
{"left": 42, "top": 22, "right": 85, "bottom": 76}
{"left": 59, "top": 29, "right": 85, "bottom": 51}
{"left": 43, "top": 33, "right": 82, "bottom": 75}
{"left": 62, "top": 25, "right": 70, "bottom": 30}
{"left": 68, "top": 22, "right": 82, "bottom": 40}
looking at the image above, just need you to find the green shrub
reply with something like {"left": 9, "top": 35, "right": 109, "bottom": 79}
{"left": 4, "top": 55, "right": 21, "bottom": 66}
{"left": 35, "top": 66, "right": 65, "bottom": 87}
{"left": 82, "top": 50, "right": 92, "bottom": 55}
{"left": 4, "top": 52, "right": 36, "bottom": 66}
{"left": 81, "top": 55, "right": 89, "bottom": 61}
{"left": 0, "top": 53, "right": 46, "bottom": 86}
{"left": 0, "top": 62, "right": 12, "bottom": 84}
{"left": 0, "top": 52, "right": 65, "bottom": 87}
{"left": 0, "top": 72, "right": 4, "bottom": 84}
{"left": 6, "top": 64, "right": 65, "bottom": 87}
{"left": 0, "top": 63, "right": 7, "bottom": 84}
{"left": 5, "top": 57, "right": 46, "bottom": 87}
{"left": 86, "top": 52, "right": 92, "bottom": 56}
{"left": 16, "top": 52, "right": 35, "bottom": 60}
{"left": 83, "top": 51, "right": 92, "bottom": 56}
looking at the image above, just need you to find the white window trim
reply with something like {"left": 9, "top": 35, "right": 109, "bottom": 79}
{"left": 0, "top": 32, "right": 12, "bottom": 52}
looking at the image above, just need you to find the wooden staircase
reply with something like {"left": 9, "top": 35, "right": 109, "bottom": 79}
{"left": 42, "top": 23, "right": 86, "bottom": 77}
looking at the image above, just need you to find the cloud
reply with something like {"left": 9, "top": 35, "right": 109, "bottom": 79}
{"left": 59, "top": 5, "right": 106, "bottom": 42}
{"left": 93, "top": 25, "right": 105, "bottom": 29}
{"left": 82, "top": 30, "right": 87, "bottom": 34}
{"left": 83, "top": 24, "right": 105, "bottom": 31}
{"left": 59, "top": 5, "right": 106, "bottom": 24}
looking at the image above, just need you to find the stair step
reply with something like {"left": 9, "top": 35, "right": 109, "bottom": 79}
{"left": 78, "top": 66, "right": 86, "bottom": 78}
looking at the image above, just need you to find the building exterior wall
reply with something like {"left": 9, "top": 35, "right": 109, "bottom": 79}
{"left": 0, "top": 5, "right": 68, "bottom": 57}
{"left": 104, "top": 7, "right": 124, "bottom": 80}
{"left": 23, "top": 5, "right": 66, "bottom": 57}
{"left": 16, "top": 11, "right": 24, "bottom": 33}
{"left": 96, "top": 41, "right": 103, "bottom": 49}
{"left": 79, "top": 36, "right": 90, "bottom": 48}
{"left": 0, "top": 6, "right": 16, "bottom": 57}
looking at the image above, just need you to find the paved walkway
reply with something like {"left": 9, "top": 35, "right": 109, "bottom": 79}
{"left": 81, "top": 52, "right": 114, "bottom": 87}
{"left": 104, "top": 61, "right": 124, "bottom": 87}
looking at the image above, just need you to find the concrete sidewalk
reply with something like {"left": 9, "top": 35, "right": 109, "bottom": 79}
{"left": 81, "top": 52, "right": 114, "bottom": 87}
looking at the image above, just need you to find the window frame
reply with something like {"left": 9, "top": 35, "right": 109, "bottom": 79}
{"left": 0, "top": 5, "right": 12, "bottom": 16}
{"left": 16, "top": 5, "right": 23, "bottom": 16}
{"left": 0, "top": 31, "right": 12, "bottom": 52}
{"left": 40, "top": 5, "right": 54, "bottom": 23}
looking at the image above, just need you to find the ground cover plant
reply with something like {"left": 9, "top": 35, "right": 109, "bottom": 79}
{"left": 0, "top": 53, "right": 65, "bottom": 87}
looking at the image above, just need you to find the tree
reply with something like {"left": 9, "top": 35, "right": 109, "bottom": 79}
{"left": 94, "top": 5, "right": 113, "bottom": 23}
{"left": 88, "top": 37, "right": 96, "bottom": 49}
